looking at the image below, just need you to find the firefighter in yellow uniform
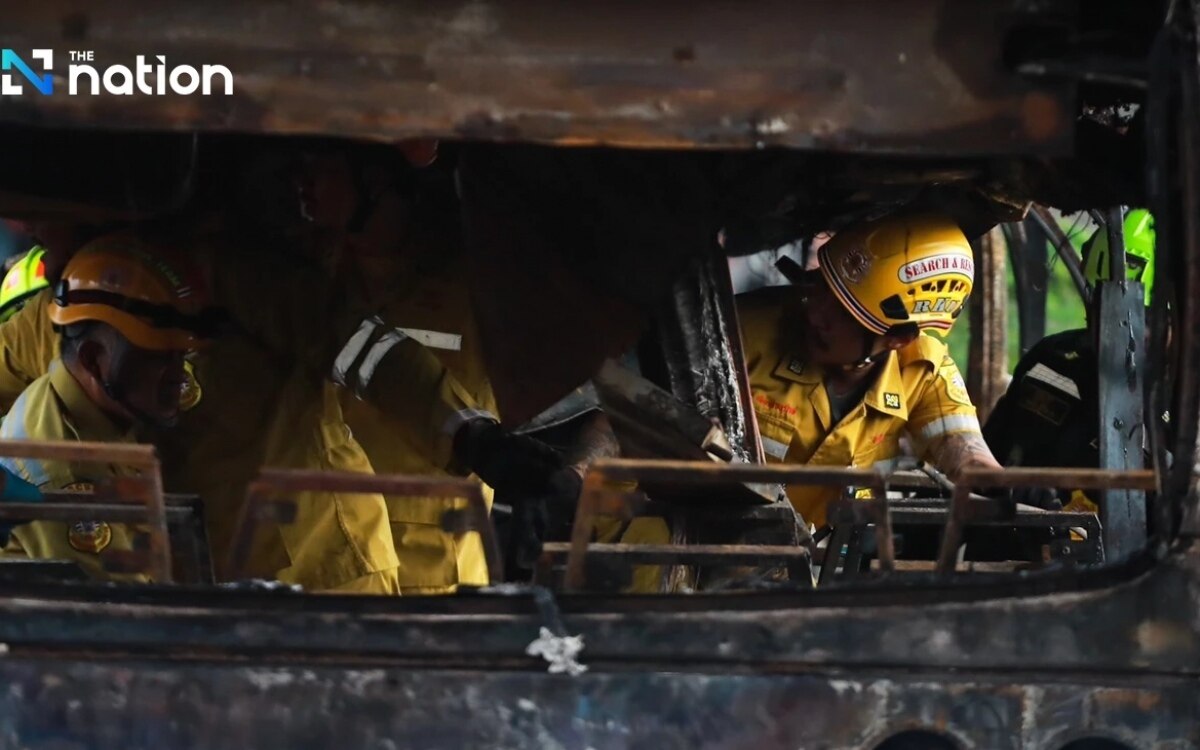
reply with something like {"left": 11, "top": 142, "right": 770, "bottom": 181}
{"left": 740, "top": 213, "right": 1002, "bottom": 531}
{"left": 297, "top": 144, "right": 502, "bottom": 593}
{"left": 0, "top": 234, "right": 211, "bottom": 581}
{"left": 339, "top": 267, "right": 498, "bottom": 593}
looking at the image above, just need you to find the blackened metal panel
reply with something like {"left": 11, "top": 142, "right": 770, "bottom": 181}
{"left": 0, "top": 660, "right": 1195, "bottom": 749}
{"left": 0, "top": 0, "right": 1074, "bottom": 154}
{"left": 0, "top": 551, "right": 1197, "bottom": 675}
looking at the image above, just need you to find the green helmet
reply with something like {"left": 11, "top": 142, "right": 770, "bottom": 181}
{"left": 0, "top": 246, "right": 49, "bottom": 322}
{"left": 1082, "top": 208, "right": 1155, "bottom": 306}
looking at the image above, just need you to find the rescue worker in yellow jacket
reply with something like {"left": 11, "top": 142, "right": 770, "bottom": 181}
{"left": 740, "top": 213, "right": 1002, "bottom": 530}
{"left": 295, "top": 142, "right": 601, "bottom": 591}
{"left": 0, "top": 234, "right": 212, "bottom": 581}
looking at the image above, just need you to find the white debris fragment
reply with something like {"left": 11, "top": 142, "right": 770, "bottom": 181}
{"left": 525, "top": 627, "right": 587, "bottom": 676}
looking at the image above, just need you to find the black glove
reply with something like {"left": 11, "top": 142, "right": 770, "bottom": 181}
{"left": 1010, "top": 486, "right": 1063, "bottom": 511}
{"left": 454, "top": 419, "right": 564, "bottom": 494}
{"left": 501, "top": 466, "right": 584, "bottom": 577}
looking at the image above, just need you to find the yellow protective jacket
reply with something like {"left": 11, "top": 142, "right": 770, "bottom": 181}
{"left": 339, "top": 262, "right": 498, "bottom": 593}
{"left": 0, "top": 361, "right": 151, "bottom": 582}
{"left": 0, "top": 232, "right": 489, "bottom": 593}
{"left": 739, "top": 288, "right": 982, "bottom": 528}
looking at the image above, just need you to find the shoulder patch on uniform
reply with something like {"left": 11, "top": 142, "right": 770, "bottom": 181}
{"left": 68, "top": 521, "right": 112, "bottom": 554}
{"left": 180, "top": 360, "right": 202, "bottom": 412}
{"left": 938, "top": 360, "right": 972, "bottom": 406}
{"left": 884, "top": 392, "right": 901, "bottom": 409}
{"left": 787, "top": 356, "right": 805, "bottom": 375}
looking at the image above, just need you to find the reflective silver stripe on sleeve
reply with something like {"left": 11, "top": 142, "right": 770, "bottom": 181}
{"left": 762, "top": 436, "right": 789, "bottom": 460}
{"left": 397, "top": 327, "right": 462, "bottom": 352}
{"left": 442, "top": 408, "right": 497, "bottom": 436}
{"left": 332, "top": 316, "right": 381, "bottom": 387}
{"left": 354, "top": 329, "right": 409, "bottom": 396}
{"left": 1025, "top": 363, "right": 1081, "bottom": 399}
{"left": 917, "top": 414, "right": 982, "bottom": 442}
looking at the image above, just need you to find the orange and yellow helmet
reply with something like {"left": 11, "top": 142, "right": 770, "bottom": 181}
{"left": 816, "top": 214, "right": 974, "bottom": 337}
{"left": 48, "top": 233, "right": 212, "bottom": 351}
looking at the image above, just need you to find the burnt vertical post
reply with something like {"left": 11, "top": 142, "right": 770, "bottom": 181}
{"left": 967, "top": 226, "right": 1008, "bottom": 423}
{"left": 1096, "top": 206, "right": 1147, "bottom": 562}
{"left": 1005, "top": 218, "right": 1049, "bottom": 359}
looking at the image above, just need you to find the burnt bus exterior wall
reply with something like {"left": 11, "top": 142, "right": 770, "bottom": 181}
{"left": 0, "top": 548, "right": 1195, "bottom": 748}
{"left": 0, "top": 662, "right": 1194, "bottom": 750}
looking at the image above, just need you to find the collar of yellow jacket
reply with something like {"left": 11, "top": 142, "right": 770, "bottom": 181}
{"left": 770, "top": 335, "right": 944, "bottom": 422}
{"left": 48, "top": 359, "right": 138, "bottom": 444}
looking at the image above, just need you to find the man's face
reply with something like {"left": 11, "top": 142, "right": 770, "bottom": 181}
{"left": 101, "top": 338, "right": 188, "bottom": 426}
{"left": 795, "top": 275, "right": 873, "bottom": 367}
{"left": 296, "top": 152, "right": 357, "bottom": 229}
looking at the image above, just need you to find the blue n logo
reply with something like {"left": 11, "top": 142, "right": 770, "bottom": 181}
{"left": 1, "top": 50, "right": 53, "bottom": 95}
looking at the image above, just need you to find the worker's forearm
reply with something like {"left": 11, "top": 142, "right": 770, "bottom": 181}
{"left": 925, "top": 431, "right": 1002, "bottom": 481}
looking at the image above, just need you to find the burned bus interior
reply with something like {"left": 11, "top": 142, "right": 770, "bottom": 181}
{"left": 0, "top": 1, "right": 1196, "bottom": 748}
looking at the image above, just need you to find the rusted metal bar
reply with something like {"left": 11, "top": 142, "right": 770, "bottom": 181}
{"left": 935, "top": 467, "right": 1153, "bottom": 573}
{"left": 0, "top": 439, "right": 156, "bottom": 464}
{"left": 936, "top": 482, "right": 974, "bottom": 574}
{"left": 954, "top": 467, "right": 1155, "bottom": 491}
{"left": 588, "top": 458, "right": 878, "bottom": 487}
{"left": 225, "top": 469, "right": 502, "bottom": 586}
{"left": 0, "top": 439, "right": 171, "bottom": 582}
{"left": 0, "top": 503, "right": 194, "bottom": 524}
{"left": 565, "top": 461, "right": 826, "bottom": 590}
{"left": 564, "top": 471, "right": 602, "bottom": 591}
{"left": 543, "top": 543, "right": 808, "bottom": 567}
{"left": 966, "top": 225, "right": 1008, "bottom": 421}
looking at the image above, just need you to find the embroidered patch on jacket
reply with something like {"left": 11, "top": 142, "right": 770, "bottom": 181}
{"left": 1017, "top": 382, "right": 1071, "bottom": 426}
{"left": 788, "top": 357, "right": 805, "bottom": 375}
{"left": 68, "top": 521, "right": 112, "bottom": 554}
{"left": 179, "top": 360, "right": 202, "bottom": 412}
{"left": 883, "top": 392, "right": 901, "bottom": 409}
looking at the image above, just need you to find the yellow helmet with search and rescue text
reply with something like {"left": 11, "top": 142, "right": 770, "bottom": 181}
{"left": 0, "top": 246, "right": 49, "bottom": 323}
{"left": 48, "top": 233, "right": 213, "bottom": 351}
{"left": 816, "top": 214, "right": 974, "bottom": 338}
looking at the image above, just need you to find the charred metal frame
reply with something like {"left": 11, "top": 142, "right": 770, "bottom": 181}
{"left": 0, "top": 0, "right": 1197, "bottom": 747}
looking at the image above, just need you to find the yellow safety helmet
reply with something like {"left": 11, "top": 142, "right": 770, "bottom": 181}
{"left": 816, "top": 214, "right": 974, "bottom": 338}
{"left": 0, "top": 246, "right": 49, "bottom": 323}
{"left": 48, "top": 233, "right": 213, "bottom": 351}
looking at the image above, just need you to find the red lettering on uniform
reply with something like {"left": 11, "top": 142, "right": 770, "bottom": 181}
{"left": 755, "top": 394, "right": 796, "bottom": 416}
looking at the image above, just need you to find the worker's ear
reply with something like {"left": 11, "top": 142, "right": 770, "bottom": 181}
{"left": 74, "top": 337, "right": 108, "bottom": 382}
{"left": 881, "top": 323, "right": 919, "bottom": 351}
